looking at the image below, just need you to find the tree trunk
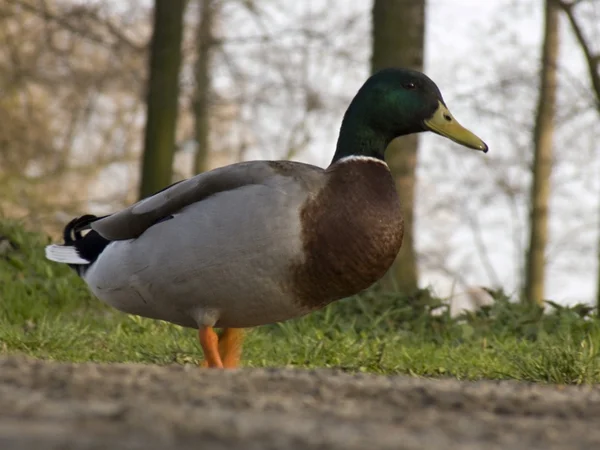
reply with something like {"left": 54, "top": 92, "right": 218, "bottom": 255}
{"left": 524, "top": 0, "right": 560, "bottom": 306}
{"left": 556, "top": 1, "right": 600, "bottom": 314}
{"left": 371, "top": 0, "right": 425, "bottom": 294}
{"left": 139, "top": 0, "right": 186, "bottom": 199}
{"left": 193, "top": 0, "right": 216, "bottom": 174}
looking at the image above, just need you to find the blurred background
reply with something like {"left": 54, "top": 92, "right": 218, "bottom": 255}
{"left": 0, "top": 0, "right": 599, "bottom": 310}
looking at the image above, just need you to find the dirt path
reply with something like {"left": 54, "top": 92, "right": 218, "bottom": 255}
{"left": 1, "top": 356, "right": 599, "bottom": 450}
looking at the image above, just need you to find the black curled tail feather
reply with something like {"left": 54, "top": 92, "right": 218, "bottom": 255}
{"left": 62, "top": 214, "right": 111, "bottom": 276}
{"left": 63, "top": 214, "right": 100, "bottom": 245}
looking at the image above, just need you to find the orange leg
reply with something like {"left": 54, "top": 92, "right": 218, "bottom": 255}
{"left": 218, "top": 328, "right": 245, "bottom": 369}
{"left": 198, "top": 326, "right": 223, "bottom": 368}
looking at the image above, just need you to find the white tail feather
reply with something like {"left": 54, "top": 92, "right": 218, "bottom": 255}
{"left": 45, "top": 245, "right": 90, "bottom": 264}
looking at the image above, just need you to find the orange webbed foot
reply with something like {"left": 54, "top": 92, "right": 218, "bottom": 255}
{"left": 198, "top": 327, "right": 244, "bottom": 369}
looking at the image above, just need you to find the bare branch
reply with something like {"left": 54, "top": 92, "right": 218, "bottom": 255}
{"left": 3, "top": 0, "right": 145, "bottom": 52}
{"left": 557, "top": 0, "right": 600, "bottom": 111}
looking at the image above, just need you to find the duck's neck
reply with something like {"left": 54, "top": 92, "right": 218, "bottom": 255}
{"left": 330, "top": 107, "right": 395, "bottom": 165}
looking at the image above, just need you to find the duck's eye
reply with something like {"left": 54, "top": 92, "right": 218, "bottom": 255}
{"left": 404, "top": 82, "right": 417, "bottom": 90}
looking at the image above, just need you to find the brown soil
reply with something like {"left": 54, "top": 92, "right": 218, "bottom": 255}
{"left": 1, "top": 356, "right": 599, "bottom": 449}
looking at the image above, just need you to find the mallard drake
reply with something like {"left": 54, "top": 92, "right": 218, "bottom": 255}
{"left": 45, "top": 68, "right": 487, "bottom": 368}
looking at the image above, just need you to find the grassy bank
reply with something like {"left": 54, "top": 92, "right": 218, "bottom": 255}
{"left": 1, "top": 218, "right": 600, "bottom": 383}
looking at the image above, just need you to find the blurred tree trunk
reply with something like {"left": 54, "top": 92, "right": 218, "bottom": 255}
{"left": 193, "top": 0, "right": 217, "bottom": 174}
{"left": 557, "top": 0, "right": 600, "bottom": 312}
{"left": 371, "top": 0, "right": 425, "bottom": 294}
{"left": 524, "top": 0, "right": 560, "bottom": 306}
{"left": 139, "top": 0, "right": 186, "bottom": 199}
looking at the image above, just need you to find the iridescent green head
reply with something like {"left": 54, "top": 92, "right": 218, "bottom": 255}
{"left": 333, "top": 68, "right": 488, "bottom": 162}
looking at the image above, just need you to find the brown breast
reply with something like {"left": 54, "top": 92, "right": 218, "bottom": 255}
{"left": 291, "top": 157, "right": 404, "bottom": 311}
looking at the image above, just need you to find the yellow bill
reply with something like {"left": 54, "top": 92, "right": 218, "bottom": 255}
{"left": 424, "top": 101, "right": 488, "bottom": 152}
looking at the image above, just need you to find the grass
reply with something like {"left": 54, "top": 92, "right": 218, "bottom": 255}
{"left": 2, "top": 217, "right": 600, "bottom": 383}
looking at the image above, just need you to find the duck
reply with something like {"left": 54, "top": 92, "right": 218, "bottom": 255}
{"left": 45, "top": 68, "right": 488, "bottom": 369}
